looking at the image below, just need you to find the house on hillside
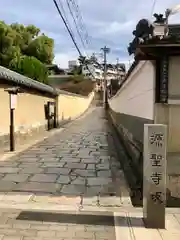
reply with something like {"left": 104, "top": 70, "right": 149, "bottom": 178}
{"left": 68, "top": 60, "right": 79, "bottom": 71}
{"left": 46, "top": 64, "right": 69, "bottom": 87}
{"left": 46, "top": 64, "right": 65, "bottom": 75}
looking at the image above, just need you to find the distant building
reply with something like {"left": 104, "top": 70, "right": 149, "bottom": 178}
{"left": 46, "top": 64, "right": 69, "bottom": 87}
{"left": 46, "top": 64, "right": 65, "bottom": 75}
{"left": 82, "top": 64, "right": 103, "bottom": 81}
{"left": 68, "top": 60, "right": 78, "bottom": 71}
{"left": 168, "top": 24, "right": 180, "bottom": 36}
{"left": 106, "top": 64, "right": 126, "bottom": 84}
{"left": 82, "top": 62, "right": 126, "bottom": 92}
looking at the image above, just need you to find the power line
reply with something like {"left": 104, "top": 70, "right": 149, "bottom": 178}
{"left": 58, "top": 0, "right": 74, "bottom": 38}
{"left": 53, "top": 0, "right": 95, "bottom": 78}
{"left": 53, "top": 0, "right": 81, "bottom": 56}
{"left": 150, "top": 0, "right": 157, "bottom": 18}
{"left": 66, "top": 0, "right": 87, "bottom": 54}
{"left": 69, "top": 0, "right": 90, "bottom": 46}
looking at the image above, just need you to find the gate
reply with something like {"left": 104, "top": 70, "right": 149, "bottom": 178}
{"left": 44, "top": 101, "right": 57, "bottom": 131}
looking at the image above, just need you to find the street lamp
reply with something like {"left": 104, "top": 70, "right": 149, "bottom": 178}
{"left": 165, "top": 4, "right": 180, "bottom": 35}
{"left": 101, "top": 46, "right": 110, "bottom": 108}
{"left": 4, "top": 87, "right": 21, "bottom": 151}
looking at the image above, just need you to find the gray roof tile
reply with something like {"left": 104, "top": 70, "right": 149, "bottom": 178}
{"left": 0, "top": 65, "right": 59, "bottom": 96}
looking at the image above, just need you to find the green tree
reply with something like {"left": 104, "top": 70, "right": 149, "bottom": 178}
{"left": 78, "top": 55, "right": 86, "bottom": 65}
{"left": 0, "top": 21, "right": 54, "bottom": 84}
{"left": 0, "top": 21, "right": 18, "bottom": 66}
{"left": 9, "top": 56, "right": 49, "bottom": 83}
{"left": 25, "top": 35, "right": 54, "bottom": 64}
{"left": 70, "top": 65, "right": 81, "bottom": 75}
{"left": 78, "top": 55, "right": 91, "bottom": 74}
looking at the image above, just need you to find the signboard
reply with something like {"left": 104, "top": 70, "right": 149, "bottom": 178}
{"left": 153, "top": 24, "right": 165, "bottom": 36}
{"left": 159, "top": 57, "right": 169, "bottom": 103}
{"left": 143, "top": 124, "right": 167, "bottom": 229}
{"left": 10, "top": 94, "right": 17, "bottom": 109}
{"left": 48, "top": 102, "right": 55, "bottom": 117}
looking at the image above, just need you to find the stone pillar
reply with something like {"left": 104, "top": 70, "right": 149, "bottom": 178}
{"left": 143, "top": 124, "right": 167, "bottom": 229}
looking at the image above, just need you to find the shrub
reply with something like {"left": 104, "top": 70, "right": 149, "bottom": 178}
{"left": 9, "top": 55, "right": 48, "bottom": 83}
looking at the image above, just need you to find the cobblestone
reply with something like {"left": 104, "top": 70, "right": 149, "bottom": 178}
{"left": 41, "top": 162, "right": 64, "bottom": 168}
{"left": 73, "top": 169, "right": 96, "bottom": 177}
{"left": 2, "top": 174, "right": 30, "bottom": 183}
{"left": 87, "top": 164, "right": 96, "bottom": 170}
{"left": 97, "top": 170, "right": 112, "bottom": 177}
{"left": 87, "top": 177, "right": 112, "bottom": 186}
{"left": 0, "top": 107, "right": 131, "bottom": 239}
{"left": 60, "top": 185, "right": 86, "bottom": 195}
{"left": 30, "top": 174, "right": 58, "bottom": 183}
{"left": 20, "top": 167, "right": 44, "bottom": 174}
{"left": 61, "top": 157, "right": 81, "bottom": 163}
{"left": 15, "top": 182, "right": 60, "bottom": 193}
{"left": 57, "top": 175, "right": 71, "bottom": 184}
{"left": 0, "top": 181, "right": 17, "bottom": 191}
{"left": 0, "top": 168, "right": 19, "bottom": 174}
{"left": 45, "top": 168, "right": 70, "bottom": 175}
{"left": 96, "top": 163, "right": 110, "bottom": 170}
{"left": 64, "top": 163, "right": 87, "bottom": 169}
{"left": 71, "top": 176, "right": 86, "bottom": 185}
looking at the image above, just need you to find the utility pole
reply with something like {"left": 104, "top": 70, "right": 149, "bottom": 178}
{"left": 101, "top": 46, "right": 110, "bottom": 109}
{"left": 128, "top": 59, "right": 132, "bottom": 70}
{"left": 116, "top": 58, "right": 119, "bottom": 80}
{"left": 116, "top": 57, "right": 120, "bottom": 92}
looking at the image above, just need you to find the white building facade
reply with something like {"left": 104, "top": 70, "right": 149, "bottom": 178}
{"left": 82, "top": 63, "right": 126, "bottom": 91}
{"left": 82, "top": 64, "right": 103, "bottom": 81}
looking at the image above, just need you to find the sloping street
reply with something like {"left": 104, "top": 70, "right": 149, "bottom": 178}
{"left": 0, "top": 107, "right": 179, "bottom": 239}
{"left": 0, "top": 106, "right": 130, "bottom": 210}
{"left": 0, "top": 106, "right": 129, "bottom": 240}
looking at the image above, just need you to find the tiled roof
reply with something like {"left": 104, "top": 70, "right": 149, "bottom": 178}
{"left": 140, "top": 35, "right": 180, "bottom": 45}
{"left": 169, "top": 24, "right": 180, "bottom": 37}
{"left": 0, "top": 65, "right": 59, "bottom": 96}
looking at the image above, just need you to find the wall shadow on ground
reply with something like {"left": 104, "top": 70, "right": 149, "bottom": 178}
{"left": 17, "top": 211, "right": 115, "bottom": 225}
{"left": 17, "top": 210, "right": 150, "bottom": 229}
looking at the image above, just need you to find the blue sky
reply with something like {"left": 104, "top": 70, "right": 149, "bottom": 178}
{"left": 1, "top": 0, "right": 180, "bottom": 68}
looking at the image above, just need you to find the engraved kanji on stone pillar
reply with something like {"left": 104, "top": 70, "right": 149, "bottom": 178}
{"left": 143, "top": 124, "right": 167, "bottom": 229}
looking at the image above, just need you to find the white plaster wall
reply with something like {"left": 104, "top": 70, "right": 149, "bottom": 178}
{"left": 109, "top": 61, "right": 155, "bottom": 120}
{"left": 169, "top": 56, "right": 180, "bottom": 98}
{"left": 167, "top": 56, "right": 180, "bottom": 152}
{"left": 168, "top": 105, "right": 180, "bottom": 152}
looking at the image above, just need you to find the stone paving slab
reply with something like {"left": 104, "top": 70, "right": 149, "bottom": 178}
{"left": 0, "top": 207, "right": 178, "bottom": 240}
{"left": 114, "top": 211, "right": 180, "bottom": 240}
{"left": 0, "top": 107, "right": 131, "bottom": 210}
{"left": 0, "top": 208, "right": 116, "bottom": 240}
{"left": 0, "top": 106, "right": 137, "bottom": 239}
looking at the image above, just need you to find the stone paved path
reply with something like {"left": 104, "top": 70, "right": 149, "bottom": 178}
{"left": 0, "top": 208, "right": 179, "bottom": 240}
{"left": 0, "top": 107, "right": 180, "bottom": 239}
{"left": 0, "top": 106, "right": 131, "bottom": 240}
{"left": 114, "top": 211, "right": 180, "bottom": 240}
{"left": 0, "top": 208, "right": 116, "bottom": 240}
{"left": 0, "top": 107, "right": 131, "bottom": 211}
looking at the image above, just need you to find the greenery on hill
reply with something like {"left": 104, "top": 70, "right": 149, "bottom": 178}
{"left": 0, "top": 21, "right": 54, "bottom": 83}
{"left": 0, "top": 20, "right": 94, "bottom": 96}
{"left": 56, "top": 75, "right": 94, "bottom": 96}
